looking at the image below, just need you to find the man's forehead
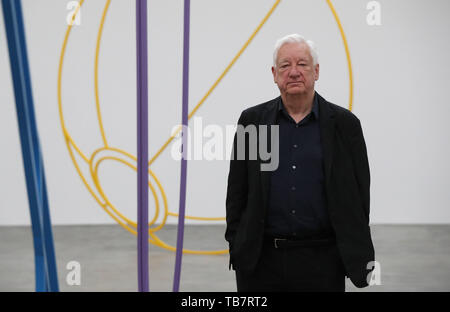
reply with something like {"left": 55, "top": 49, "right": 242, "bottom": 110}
{"left": 279, "top": 55, "right": 309, "bottom": 62}
{"left": 280, "top": 41, "right": 308, "bottom": 50}
{"left": 277, "top": 42, "right": 311, "bottom": 62}
{"left": 278, "top": 54, "right": 311, "bottom": 63}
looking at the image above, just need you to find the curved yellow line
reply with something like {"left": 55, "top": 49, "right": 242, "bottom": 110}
{"left": 326, "top": 0, "right": 353, "bottom": 111}
{"left": 88, "top": 147, "right": 168, "bottom": 231}
{"left": 58, "top": 0, "right": 281, "bottom": 255}
{"left": 57, "top": 0, "right": 352, "bottom": 256}
{"left": 94, "top": 0, "right": 111, "bottom": 147}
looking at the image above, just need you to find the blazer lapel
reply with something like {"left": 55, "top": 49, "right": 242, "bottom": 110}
{"left": 259, "top": 97, "right": 280, "bottom": 216}
{"left": 317, "top": 93, "right": 336, "bottom": 189}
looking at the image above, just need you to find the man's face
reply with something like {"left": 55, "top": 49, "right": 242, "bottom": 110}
{"left": 272, "top": 42, "right": 319, "bottom": 97}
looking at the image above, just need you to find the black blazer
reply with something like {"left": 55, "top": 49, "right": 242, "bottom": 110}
{"left": 225, "top": 92, "right": 375, "bottom": 288}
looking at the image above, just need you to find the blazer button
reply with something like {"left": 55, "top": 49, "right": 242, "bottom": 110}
{"left": 260, "top": 219, "right": 265, "bottom": 224}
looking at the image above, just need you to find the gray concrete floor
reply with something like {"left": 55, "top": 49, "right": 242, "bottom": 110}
{"left": 1, "top": 224, "right": 449, "bottom": 292}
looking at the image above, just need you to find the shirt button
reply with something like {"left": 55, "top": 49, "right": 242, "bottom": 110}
{"left": 295, "top": 125, "right": 299, "bottom": 128}
{"left": 293, "top": 144, "right": 298, "bottom": 148}
{"left": 291, "top": 186, "right": 296, "bottom": 191}
{"left": 291, "top": 210, "right": 296, "bottom": 214}
{"left": 292, "top": 165, "right": 296, "bottom": 170}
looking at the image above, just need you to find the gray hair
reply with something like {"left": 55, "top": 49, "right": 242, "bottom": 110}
{"left": 273, "top": 34, "right": 319, "bottom": 68}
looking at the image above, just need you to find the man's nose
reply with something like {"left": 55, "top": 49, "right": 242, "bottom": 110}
{"left": 288, "top": 66, "right": 301, "bottom": 77}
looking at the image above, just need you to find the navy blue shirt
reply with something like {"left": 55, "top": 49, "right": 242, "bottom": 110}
{"left": 265, "top": 93, "right": 334, "bottom": 239}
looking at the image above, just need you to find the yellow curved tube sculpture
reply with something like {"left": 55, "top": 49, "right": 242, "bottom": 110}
{"left": 57, "top": 0, "right": 353, "bottom": 255}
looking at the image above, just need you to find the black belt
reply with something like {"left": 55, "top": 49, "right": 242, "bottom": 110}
{"left": 265, "top": 235, "right": 336, "bottom": 249}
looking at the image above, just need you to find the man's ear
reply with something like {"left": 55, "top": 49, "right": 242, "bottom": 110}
{"left": 271, "top": 66, "right": 276, "bottom": 83}
{"left": 314, "top": 63, "right": 320, "bottom": 81}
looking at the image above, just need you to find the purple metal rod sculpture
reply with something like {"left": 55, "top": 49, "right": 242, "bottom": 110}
{"left": 136, "top": 0, "right": 149, "bottom": 292}
{"left": 173, "top": 0, "right": 190, "bottom": 292}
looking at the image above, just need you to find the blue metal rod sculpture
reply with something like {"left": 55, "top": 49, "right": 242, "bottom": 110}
{"left": 1, "top": 0, "right": 59, "bottom": 292}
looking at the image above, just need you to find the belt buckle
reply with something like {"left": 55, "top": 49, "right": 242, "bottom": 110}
{"left": 274, "top": 238, "right": 287, "bottom": 248}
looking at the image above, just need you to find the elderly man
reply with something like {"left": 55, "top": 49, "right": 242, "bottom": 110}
{"left": 225, "top": 34, "right": 375, "bottom": 292}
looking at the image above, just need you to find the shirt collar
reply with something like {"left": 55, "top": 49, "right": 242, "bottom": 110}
{"left": 278, "top": 92, "right": 319, "bottom": 120}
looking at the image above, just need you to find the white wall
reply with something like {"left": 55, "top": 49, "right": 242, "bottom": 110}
{"left": 1, "top": 0, "right": 449, "bottom": 226}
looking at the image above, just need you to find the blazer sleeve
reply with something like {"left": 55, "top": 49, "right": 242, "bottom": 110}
{"left": 225, "top": 112, "right": 248, "bottom": 248}
{"left": 348, "top": 116, "right": 371, "bottom": 224}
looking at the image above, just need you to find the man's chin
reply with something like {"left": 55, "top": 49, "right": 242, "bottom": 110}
{"left": 286, "top": 88, "right": 306, "bottom": 95}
